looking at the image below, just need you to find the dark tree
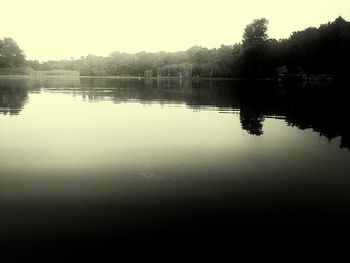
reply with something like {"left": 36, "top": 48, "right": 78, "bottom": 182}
{"left": 239, "top": 18, "right": 271, "bottom": 77}
{"left": 0, "top": 38, "right": 26, "bottom": 68}
{"left": 242, "top": 18, "right": 269, "bottom": 47}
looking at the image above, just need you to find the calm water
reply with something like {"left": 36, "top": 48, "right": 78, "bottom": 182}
{"left": 1, "top": 77, "right": 350, "bottom": 258}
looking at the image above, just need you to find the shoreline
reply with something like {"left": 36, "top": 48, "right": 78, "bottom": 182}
{"left": 0, "top": 74, "right": 249, "bottom": 81}
{"left": 0, "top": 74, "right": 347, "bottom": 82}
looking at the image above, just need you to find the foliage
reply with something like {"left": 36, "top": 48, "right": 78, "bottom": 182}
{"left": 27, "top": 46, "right": 241, "bottom": 78}
{"left": 237, "top": 16, "right": 350, "bottom": 78}
{"left": 0, "top": 38, "right": 26, "bottom": 68}
{"left": 242, "top": 18, "right": 269, "bottom": 47}
{"left": 3, "top": 17, "right": 349, "bottom": 79}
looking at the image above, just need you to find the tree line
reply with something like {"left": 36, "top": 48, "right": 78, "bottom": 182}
{"left": 2, "top": 17, "right": 350, "bottom": 78}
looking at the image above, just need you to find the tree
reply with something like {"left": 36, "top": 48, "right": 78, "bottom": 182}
{"left": 186, "top": 46, "right": 212, "bottom": 77}
{"left": 242, "top": 18, "right": 269, "bottom": 47}
{"left": 238, "top": 18, "right": 271, "bottom": 77}
{"left": 212, "top": 44, "right": 241, "bottom": 77}
{"left": 0, "top": 38, "right": 26, "bottom": 68}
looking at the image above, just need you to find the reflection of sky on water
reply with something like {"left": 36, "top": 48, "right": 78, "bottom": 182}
{"left": 1, "top": 86, "right": 349, "bottom": 203}
{"left": 0, "top": 78, "right": 349, "bottom": 150}
{"left": 1, "top": 78, "right": 350, "bottom": 259}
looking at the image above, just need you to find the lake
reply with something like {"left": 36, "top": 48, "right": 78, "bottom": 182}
{"left": 1, "top": 77, "right": 350, "bottom": 258}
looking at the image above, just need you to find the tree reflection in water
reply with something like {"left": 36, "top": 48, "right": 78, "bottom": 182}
{"left": 0, "top": 77, "right": 348, "bottom": 149}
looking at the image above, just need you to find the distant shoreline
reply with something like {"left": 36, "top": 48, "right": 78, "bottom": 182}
{"left": 0, "top": 74, "right": 347, "bottom": 82}
{"left": 0, "top": 74, "right": 246, "bottom": 81}
{"left": 0, "top": 74, "right": 30, "bottom": 79}
{"left": 79, "top": 75, "right": 246, "bottom": 81}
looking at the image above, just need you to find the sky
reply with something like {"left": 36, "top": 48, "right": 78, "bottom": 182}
{"left": 1, "top": 0, "right": 349, "bottom": 61}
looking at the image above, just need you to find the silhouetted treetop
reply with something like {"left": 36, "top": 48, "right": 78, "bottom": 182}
{"left": 242, "top": 18, "right": 269, "bottom": 47}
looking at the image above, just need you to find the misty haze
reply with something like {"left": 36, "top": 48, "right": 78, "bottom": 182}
{"left": 1, "top": 0, "right": 350, "bottom": 260}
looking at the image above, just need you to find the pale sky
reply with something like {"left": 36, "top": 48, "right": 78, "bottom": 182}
{"left": 1, "top": 0, "right": 349, "bottom": 61}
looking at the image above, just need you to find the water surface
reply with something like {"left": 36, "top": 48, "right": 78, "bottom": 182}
{"left": 1, "top": 77, "right": 350, "bottom": 258}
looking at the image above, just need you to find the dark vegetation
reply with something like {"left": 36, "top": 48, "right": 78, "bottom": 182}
{"left": 0, "top": 37, "right": 28, "bottom": 75}
{"left": 0, "top": 38, "right": 25, "bottom": 68}
{"left": 1, "top": 17, "right": 348, "bottom": 78}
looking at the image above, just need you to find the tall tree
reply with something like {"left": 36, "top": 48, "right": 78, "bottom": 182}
{"left": 239, "top": 18, "right": 270, "bottom": 77}
{"left": 242, "top": 18, "right": 269, "bottom": 47}
{"left": 0, "top": 38, "right": 25, "bottom": 67}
